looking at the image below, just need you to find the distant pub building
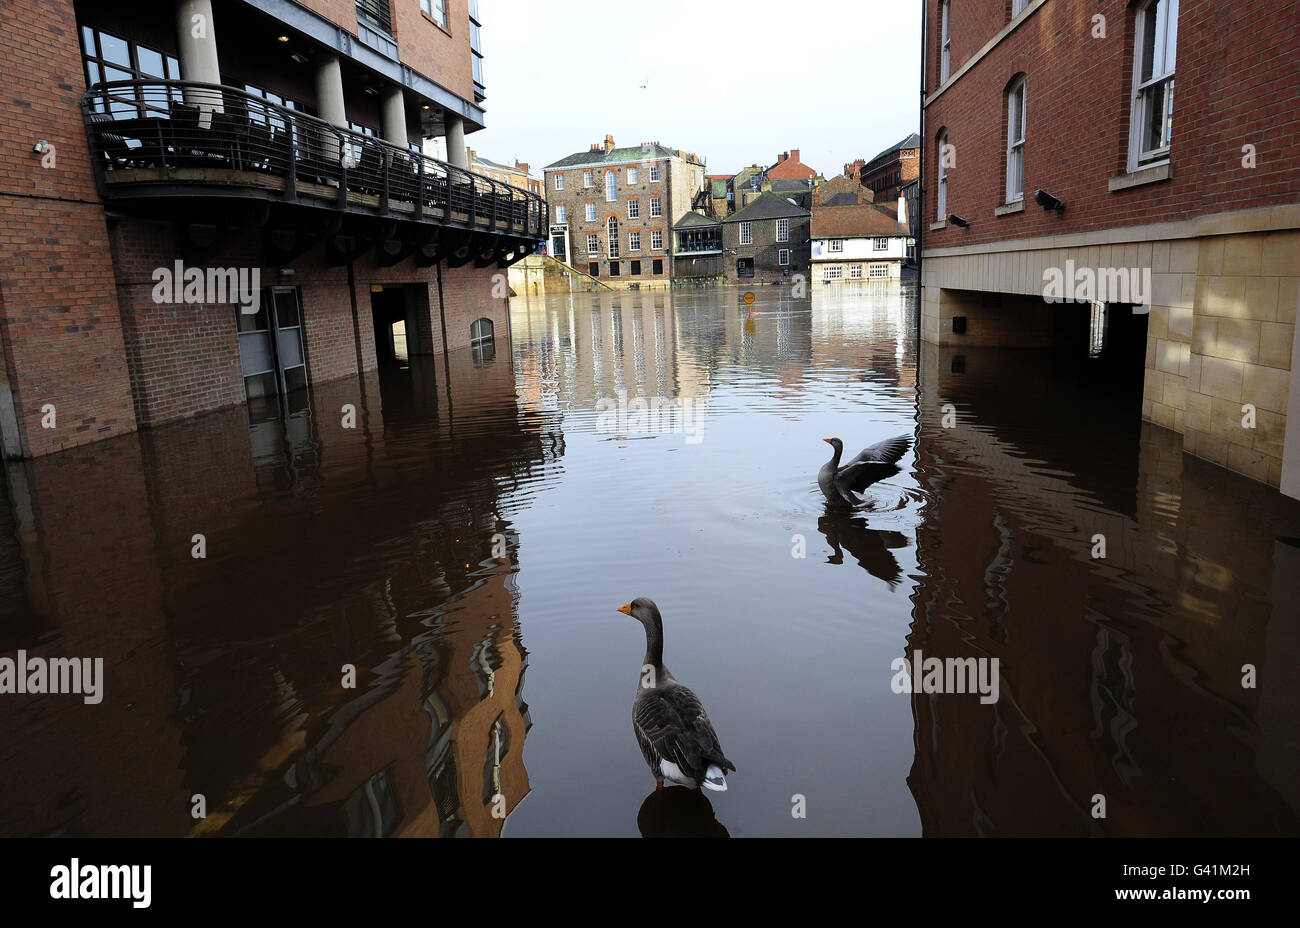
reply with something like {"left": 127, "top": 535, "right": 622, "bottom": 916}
{"left": 0, "top": 0, "right": 546, "bottom": 460}
{"left": 542, "top": 136, "right": 706, "bottom": 288}
{"left": 922, "top": 0, "right": 1300, "bottom": 495}
{"left": 811, "top": 192, "right": 912, "bottom": 282}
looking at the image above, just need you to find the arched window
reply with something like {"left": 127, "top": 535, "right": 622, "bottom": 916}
{"left": 1005, "top": 76, "right": 1026, "bottom": 203}
{"left": 936, "top": 129, "right": 949, "bottom": 220}
{"left": 1130, "top": 0, "right": 1178, "bottom": 169}
{"left": 607, "top": 215, "right": 620, "bottom": 258}
{"left": 470, "top": 317, "right": 494, "bottom": 362}
{"left": 605, "top": 169, "right": 617, "bottom": 202}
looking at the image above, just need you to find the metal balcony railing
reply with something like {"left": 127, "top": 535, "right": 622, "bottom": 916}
{"left": 80, "top": 80, "right": 548, "bottom": 240}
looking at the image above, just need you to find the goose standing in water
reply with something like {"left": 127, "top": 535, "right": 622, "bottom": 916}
{"left": 617, "top": 598, "right": 735, "bottom": 791}
{"left": 818, "top": 435, "right": 911, "bottom": 507}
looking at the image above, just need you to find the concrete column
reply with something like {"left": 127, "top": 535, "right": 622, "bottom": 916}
{"left": 315, "top": 54, "right": 347, "bottom": 165}
{"left": 445, "top": 113, "right": 467, "bottom": 168}
{"left": 176, "top": 0, "right": 223, "bottom": 118}
{"left": 380, "top": 86, "right": 408, "bottom": 148}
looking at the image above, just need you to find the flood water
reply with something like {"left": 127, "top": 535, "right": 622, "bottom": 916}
{"left": 2, "top": 282, "right": 1298, "bottom": 837}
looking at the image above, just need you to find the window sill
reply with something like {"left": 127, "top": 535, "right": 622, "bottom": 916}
{"left": 994, "top": 200, "right": 1025, "bottom": 216}
{"left": 1109, "top": 162, "right": 1173, "bottom": 192}
{"left": 929, "top": 220, "right": 947, "bottom": 231}
{"left": 421, "top": 12, "right": 453, "bottom": 38}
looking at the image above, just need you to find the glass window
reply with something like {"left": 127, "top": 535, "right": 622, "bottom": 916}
{"left": 776, "top": 218, "right": 789, "bottom": 242}
{"left": 1130, "top": 0, "right": 1177, "bottom": 168}
{"left": 937, "top": 130, "right": 949, "bottom": 219}
{"left": 554, "top": 173, "right": 564, "bottom": 190}
{"left": 629, "top": 230, "right": 641, "bottom": 251}
{"left": 628, "top": 198, "right": 639, "bottom": 218}
{"left": 421, "top": 0, "right": 448, "bottom": 28}
{"left": 607, "top": 216, "right": 620, "bottom": 258}
{"left": 627, "top": 167, "right": 638, "bottom": 184}
{"left": 1006, "top": 77, "right": 1026, "bottom": 202}
{"left": 739, "top": 222, "right": 752, "bottom": 245}
{"left": 555, "top": 204, "right": 567, "bottom": 223}
{"left": 583, "top": 170, "right": 594, "bottom": 187}
{"left": 940, "top": 1, "right": 951, "bottom": 82}
{"left": 585, "top": 202, "right": 597, "bottom": 222}
{"left": 586, "top": 233, "right": 598, "bottom": 253}
{"left": 779, "top": 248, "right": 790, "bottom": 266}
{"left": 605, "top": 170, "right": 617, "bottom": 201}
{"left": 649, "top": 196, "right": 662, "bottom": 217}
{"left": 649, "top": 163, "right": 661, "bottom": 181}
{"left": 650, "top": 229, "right": 663, "bottom": 249}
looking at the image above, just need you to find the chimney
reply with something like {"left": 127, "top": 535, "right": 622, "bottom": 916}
{"left": 604, "top": 134, "right": 615, "bottom": 153}
{"left": 516, "top": 161, "right": 530, "bottom": 172}
{"left": 778, "top": 151, "right": 788, "bottom": 163}
{"left": 590, "top": 143, "right": 602, "bottom": 152}
{"left": 897, "top": 193, "right": 908, "bottom": 226}
{"left": 790, "top": 148, "right": 800, "bottom": 163}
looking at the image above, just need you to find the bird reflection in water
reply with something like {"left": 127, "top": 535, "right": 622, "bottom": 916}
{"left": 637, "top": 786, "right": 730, "bottom": 838}
{"left": 818, "top": 507, "right": 910, "bottom": 589}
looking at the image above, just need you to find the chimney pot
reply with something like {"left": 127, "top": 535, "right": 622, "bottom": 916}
{"left": 604, "top": 134, "right": 615, "bottom": 153}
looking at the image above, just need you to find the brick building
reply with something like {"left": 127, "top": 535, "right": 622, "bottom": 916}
{"left": 0, "top": 0, "right": 544, "bottom": 460}
{"left": 467, "top": 147, "right": 542, "bottom": 194}
{"left": 811, "top": 193, "right": 911, "bottom": 282}
{"left": 766, "top": 148, "right": 818, "bottom": 182}
{"left": 855, "top": 133, "right": 920, "bottom": 201}
{"left": 720, "top": 192, "right": 810, "bottom": 284}
{"left": 922, "top": 0, "right": 1300, "bottom": 495}
{"left": 543, "top": 136, "right": 706, "bottom": 288}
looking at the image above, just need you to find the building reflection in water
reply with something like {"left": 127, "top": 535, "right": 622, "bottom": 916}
{"left": 908, "top": 338, "right": 1300, "bottom": 835}
{"left": 0, "top": 336, "right": 562, "bottom": 837}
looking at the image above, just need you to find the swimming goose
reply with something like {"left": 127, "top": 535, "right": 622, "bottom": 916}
{"left": 617, "top": 598, "right": 735, "bottom": 792}
{"left": 818, "top": 435, "right": 911, "bottom": 507}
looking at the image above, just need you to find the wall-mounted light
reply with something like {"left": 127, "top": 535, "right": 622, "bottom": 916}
{"left": 1034, "top": 189, "right": 1064, "bottom": 213}
{"left": 947, "top": 213, "right": 970, "bottom": 228}
{"left": 276, "top": 35, "right": 290, "bottom": 42}
{"left": 33, "top": 140, "right": 50, "bottom": 153}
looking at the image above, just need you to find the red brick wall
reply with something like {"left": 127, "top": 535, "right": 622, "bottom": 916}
{"left": 392, "top": 0, "right": 476, "bottom": 106}
{"left": 924, "top": 0, "right": 1300, "bottom": 249}
{"left": 435, "top": 263, "right": 508, "bottom": 351}
{"left": 0, "top": 0, "right": 138, "bottom": 456}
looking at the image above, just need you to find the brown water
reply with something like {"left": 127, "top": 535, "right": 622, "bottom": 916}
{"left": 1, "top": 283, "right": 1297, "bottom": 837}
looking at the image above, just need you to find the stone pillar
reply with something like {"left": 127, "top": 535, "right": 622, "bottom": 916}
{"left": 176, "top": 0, "right": 223, "bottom": 119}
{"left": 445, "top": 113, "right": 467, "bottom": 168}
{"left": 381, "top": 86, "right": 408, "bottom": 148}
{"left": 315, "top": 54, "right": 347, "bottom": 165}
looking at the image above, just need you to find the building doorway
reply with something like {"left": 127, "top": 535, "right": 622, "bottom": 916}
{"left": 370, "top": 286, "right": 412, "bottom": 369}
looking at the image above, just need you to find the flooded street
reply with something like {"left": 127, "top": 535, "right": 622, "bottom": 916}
{"left": 2, "top": 283, "right": 1298, "bottom": 837}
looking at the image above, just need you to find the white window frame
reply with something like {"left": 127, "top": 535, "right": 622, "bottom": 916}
{"left": 869, "top": 264, "right": 889, "bottom": 279}
{"left": 607, "top": 216, "right": 620, "bottom": 258}
{"left": 605, "top": 170, "right": 617, "bottom": 202}
{"left": 586, "top": 233, "right": 598, "bottom": 254}
{"left": 629, "top": 230, "right": 641, "bottom": 251}
{"left": 649, "top": 196, "right": 662, "bottom": 217}
{"left": 585, "top": 202, "right": 597, "bottom": 222}
{"left": 824, "top": 265, "right": 843, "bottom": 280}
{"left": 649, "top": 163, "right": 661, "bottom": 182}
{"left": 776, "top": 218, "right": 789, "bottom": 242}
{"left": 650, "top": 229, "right": 663, "bottom": 249}
{"left": 555, "top": 204, "right": 567, "bottom": 223}
{"left": 849, "top": 265, "right": 863, "bottom": 279}
{"left": 553, "top": 173, "right": 564, "bottom": 190}
{"left": 1006, "top": 77, "right": 1026, "bottom": 203}
{"left": 627, "top": 198, "right": 640, "bottom": 219}
{"left": 873, "top": 237, "right": 889, "bottom": 251}
{"left": 627, "top": 167, "right": 638, "bottom": 184}
{"left": 1128, "top": 0, "right": 1178, "bottom": 171}
{"left": 778, "top": 248, "right": 790, "bottom": 266}
{"left": 739, "top": 222, "right": 752, "bottom": 245}
{"left": 1011, "top": 0, "right": 1028, "bottom": 15}
{"left": 583, "top": 170, "right": 594, "bottom": 187}
{"left": 937, "top": 131, "right": 949, "bottom": 220}
{"left": 940, "top": 1, "right": 951, "bottom": 83}
{"left": 828, "top": 238, "right": 843, "bottom": 253}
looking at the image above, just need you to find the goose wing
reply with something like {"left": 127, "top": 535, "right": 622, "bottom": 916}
{"left": 634, "top": 682, "right": 735, "bottom": 781}
{"left": 837, "top": 434, "right": 911, "bottom": 493}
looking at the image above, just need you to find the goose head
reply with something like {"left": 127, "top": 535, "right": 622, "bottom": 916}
{"left": 617, "top": 597, "right": 662, "bottom": 630}
{"left": 823, "top": 437, "right": 843, "bottom": 458}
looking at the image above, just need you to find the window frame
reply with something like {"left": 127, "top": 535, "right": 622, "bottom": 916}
{"left": 585, "top": 202, "right": 597, "bottom": 222}
{"left": 627, "top": 197, "right": 640, "bottom": 219}
{"left": 778, "top": 248, "right": 791, "bottom": 266}
{"left": 1006, "top": 76, "right": 1027, "bottom": 203}
{"left": 583, "top": 170, "right": 594, "bottom": 187}
{"left": 629, "top": 230, "right": 641, "bottom": 251}
{"left": 649, "top": 195, "right": 662, "bottom": 217}
{"left": 936, "top": 130, "right": 949, "bottom": 220}
{"left": 776, "top": 218, "right": 790, "bottom": 243}
{"left": 650, "top": 229, "right": 663, "bottom": 250}
{"left": 553, "top": 173, "right": 565, "bottom": 190}
{"left": 828, "top": 238, "right": 844, "bottom": 253}
{"left": 649, "top": 163, "right": 661, "bottom": 182}
{"left": 940, "top": 1, "right": 951, "bottom": 83}
{"left": 627, "top": 166, "right": 638, "bottom": 184}
{"left": 607, "top": 216, "right": 620, "bottom": 258}
{"left": 873, "top": 237, "right": 889, "bottom": 251}
{"left": 739, "top": 222, "right": 752, "bottom": 245}
{"left": 604, "top": 169, "right": 617, "bottom": 202}
{"left": 1128, "top": 0, "right": 1178, "bottom": 171}
{"left": 586, "top": 233, "right": 599, "bottom": 254}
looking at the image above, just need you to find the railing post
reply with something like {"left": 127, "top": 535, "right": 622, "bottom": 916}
{"left": 380, "top": 143, "right": 390, "bottom": 214}
{"left": 337, "top": 129, "right": 348, "bottom": 208}
{"left": 285, "top": 108, "right": 297, "bottom": 201}
{"left": 415, "top": 152, "right": 424, "bottom": 220}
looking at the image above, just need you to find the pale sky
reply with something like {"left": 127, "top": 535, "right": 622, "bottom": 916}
{"left": 468, "top": 0, "right": 922, "bottom": 178}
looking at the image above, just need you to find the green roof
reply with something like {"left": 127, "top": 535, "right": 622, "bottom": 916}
{"left": 674, "top": 211, "right": 722, "bottom": 230}
{"left": 544, "top": 144, "right": 686, "bottom": 169}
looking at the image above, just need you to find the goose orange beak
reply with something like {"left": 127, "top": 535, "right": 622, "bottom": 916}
{"left": 823, "top": 438, "right": 833, "bottom": 444}
{"left": 617, "top": 603, "right": 633, "bottom": 615}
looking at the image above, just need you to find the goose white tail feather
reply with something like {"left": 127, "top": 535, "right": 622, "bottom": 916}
{"left": 702, "top": 765, "right": 728, "bottom": 791}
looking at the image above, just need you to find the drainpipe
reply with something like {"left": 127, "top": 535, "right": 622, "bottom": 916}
{"left": 917, "top": 0, "right": 927, "bottom": 293}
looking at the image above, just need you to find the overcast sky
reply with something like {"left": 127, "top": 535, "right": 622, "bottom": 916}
{"left": 468, "top": 0, "right": 921, "bottom": 178}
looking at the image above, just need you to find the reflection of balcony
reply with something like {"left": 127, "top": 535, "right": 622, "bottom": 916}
{"left": 82, "top": 80, "right": 547, "bottom": 266}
